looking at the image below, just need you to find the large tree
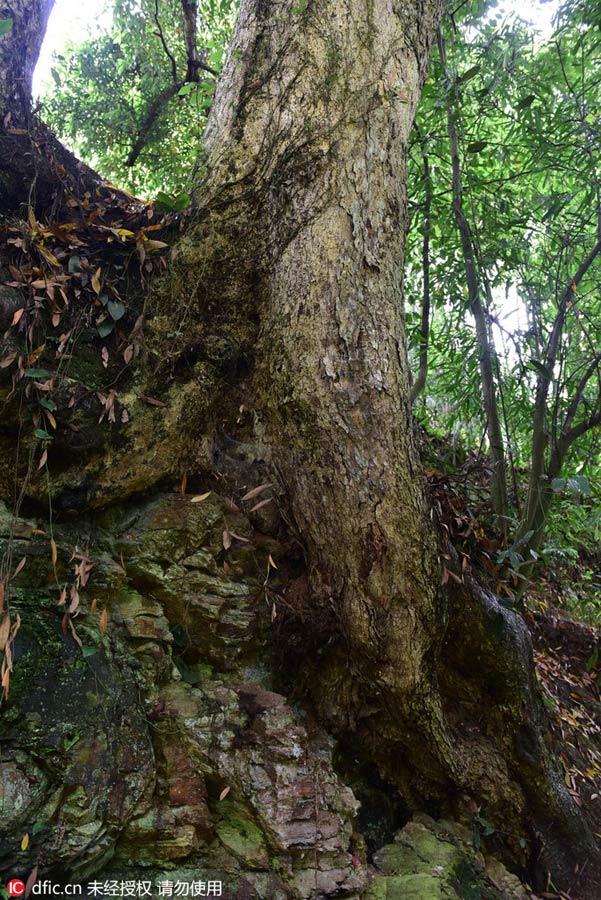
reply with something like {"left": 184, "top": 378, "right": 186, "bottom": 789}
{"left": 0, "top": 0, "right": 599, "bottom": 894}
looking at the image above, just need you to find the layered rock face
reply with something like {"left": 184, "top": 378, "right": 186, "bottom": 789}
{"left": 0, "top": 494, "right": 536, "bottom": 899}
{"left": 0, "top": 495, "right": 362, "bottom": 897}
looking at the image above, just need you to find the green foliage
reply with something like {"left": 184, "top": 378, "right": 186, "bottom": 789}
{"left": 407, "top": 0, "right": 601, "bottom": 589}
{"left": 0, "top": 17, "right": 13, "bottom": 36}
{"left": 40, "top": 0, "right": 237, "bottom": 196}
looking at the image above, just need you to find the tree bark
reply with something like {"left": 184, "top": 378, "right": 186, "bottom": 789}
{"left": 0, "top": 0, "right": 54, "bottom": 121}
{"left": 169, "top": 0, "right": 455, "bottom": 763}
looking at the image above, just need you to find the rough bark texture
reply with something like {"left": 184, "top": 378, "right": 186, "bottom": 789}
{"left": 169, "top": 0, "right": 455, "bottom": 768}
{"left": 0, "top": 0, "right": 54, "bottom": 120}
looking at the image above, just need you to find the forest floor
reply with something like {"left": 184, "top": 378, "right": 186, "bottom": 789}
{"left": 422, "top": 434, "right": 601, "bottom": 900}
{"left": 530, "top": 612, "right": 601, "bottom": 899}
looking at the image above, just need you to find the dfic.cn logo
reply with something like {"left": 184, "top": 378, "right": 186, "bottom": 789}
{"left": 6, "top": 880, "right": 26, "bottom": 898}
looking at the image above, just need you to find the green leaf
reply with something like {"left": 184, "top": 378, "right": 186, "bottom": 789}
{"left": 458, "top": 64, "right": 480, "bottom": 84}
{"left": 0, "top": 18, "right": 13, "bottom": 37}
{"left": 208, "top": 46, "right": 224, "bottom": 70}
{"left": 526, "top": 359, "right": 553, "bottom": 381}
{"left": 178, "top": 82, "right": 196, "bottom": 97}
{"left": 81, "top": 645, "right": 98, "bottom": 658}
{"left": 68, "top": 254, "right": 82, "bottom": 273}
{"left": 24, "top": 368, "right": 50, "bottom": 378}
{"left": 471, "top": 818, "right": 481, "bottom": 852}
{"left": 517, "top": 94, "right": 536, "bottom": 109}
{"left": 97, "top": 319, "right": 114, "bottom": 338}
{"left": 34, "top": 428, "right": 53, "bottom": 441}
{"left": 107, "top": 300, "right": 125, "bottom": 321}
{"left": 154, "top": 190, "right": 191, "bottom": 213}
{"left": 567, "top": 474, "right": 591, "bottom": 495}
{"left": 154, "top": 191, "right": 176, "bottom": 212}
{"left": 40, "top": 397, "right": 57, "bottom": 411}
{"left": 466, "top": 140, "right": 488, "bottom": 154}
{"left": 172, "top": 192, "right": 191, "bottom": 211}
{"left": 175, "top": 660, "right": 202, "bottom": 685}
{"left": 541, "top": 198, "right": 563, "bottom": 222}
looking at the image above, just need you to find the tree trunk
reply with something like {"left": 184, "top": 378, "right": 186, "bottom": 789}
{"left": 0, "top": 0, "right": 54, "bottom": 121}
{"left": 167, "top": 0, "right": 456, "bottom": 764}
{"left": 0, "top": 0, "right": 123, "bottom": 212}
{"left": 159, "top": 0, "right": 596, "bottom": 888}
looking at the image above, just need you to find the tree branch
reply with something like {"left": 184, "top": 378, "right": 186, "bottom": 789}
{"left": 126, "top": 82, "right": 183, "bottom": 167}
{"left": 154, "top": 0, "right": 178, "bottom": 84}
{"left": 181, "top": 1, "right": 219, "bottom": 80}
{"left": 127, "top": 0, "right": 218, "bottom": 166}
{"left": 560, "top": 353, "right": 601, "bottom": 445}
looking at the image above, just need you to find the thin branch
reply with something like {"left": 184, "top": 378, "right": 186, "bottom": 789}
{"left": 543, "top": 238, "right": 601, "bottom": 377}
{"left": 556, "top": 37, "right": 601, "bottom": 240}
{"left": 128, "top": 1, "right": 218, "bottom": 166}
{"left": 181, "top": 1, "right": 219, "bottom": 78}
{"left": 154, "top": 0, "right": 178, "bottom": 84}
{"left": 438, "top": 28, "right": 508, "bottom": 524}
{"left": 561, "top": 352, "right": 601, "bottom": 441}
{"left": 182, "top": 0, "right": 199, "bottom": 81}
{"left": 560, "top": 406, "right": 601, "bottom": 449}
{"left": 126, "top": 82, "right": 183, "bottom": 166}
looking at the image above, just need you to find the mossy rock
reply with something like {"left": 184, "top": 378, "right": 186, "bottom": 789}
{"left": 215, "top": 799, "right": 270, "bottom": 868}
{"left": 0, "top": 606, "right": 154, "bottom": 879}
{"left": 365, "top": 817, "right": 529, "bottom": 900}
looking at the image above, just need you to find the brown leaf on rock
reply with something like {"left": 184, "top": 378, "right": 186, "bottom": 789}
{"left": 250, "top": 497, "right": 272, "bottom": 513}
{"left": 24, "top": 863, "right": 38, "bottom": 898}
{"left": 11, "top": 557, "right": 26, "bottom": 580}
{"left": 242, "top": 482, "right": 272, "bottom": 502}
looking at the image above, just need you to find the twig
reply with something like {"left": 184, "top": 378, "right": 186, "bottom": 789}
{"left": 154, "top": 0, "right": 178, "bottom": 84}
